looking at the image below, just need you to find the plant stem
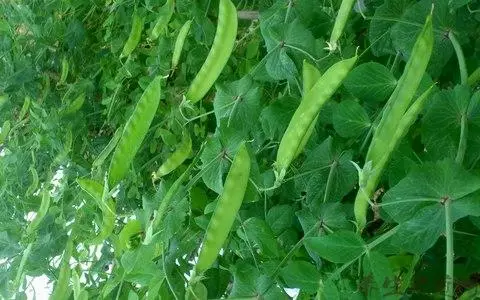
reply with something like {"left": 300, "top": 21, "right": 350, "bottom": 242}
{"left": 284, "top": 1, "right": 293, "bottom": 23}
{"left": 455, "top": 113, "right": 467, "bottom": 165}
{"left": 448, "top": 31, "right": 468, "bottom": 86}
{"left": 444, "top": 198, "right": 454, "bottom": 300}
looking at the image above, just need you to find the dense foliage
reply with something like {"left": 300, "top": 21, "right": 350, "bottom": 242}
{"left": 1, "top": 0, "right": 480, "bottom": 299}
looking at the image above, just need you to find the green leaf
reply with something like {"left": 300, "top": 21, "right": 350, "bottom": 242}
{"left": 383, "top": 160, "right": 480, "bottom": 253}
{"left": 266, "top": 48, "right": 298, "bottom": 80}
{"left": 304, "top": 231, "right": 366, "bottom": 263}
{"left": 266, "top": 205, "right": 296, "bottom": 236}
{"left": 214, "top": 76, "right": 262, "bottom": 134}
{"left": 343, "top": 62, "right": 397, "bottom": 103}
{"left": 333, "top": 100, "right": 371, "bottom": 138}
{"left": 363, "top": 251, "right": 397, "bottom": 297}
{"left": 297, "top": 137, "right": 357, "bottom": 205}
{"left": 260, "top": 96, "right": 299, "bottom": 140}
{"left": 236, "top": 217, "right": 281, "bottom": 258}
{"left": 280, "top": 261, "right": 320, "bottom": 293}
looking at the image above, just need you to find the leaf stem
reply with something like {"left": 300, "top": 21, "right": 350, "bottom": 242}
{"left": 455, "top": 113, "right": 467, "bottom": 165}
{"left": 448, "top": 31, "right": 468, "bottom": 86}
{"left": 444, "top": 198, "right": 454, "bottom": 300}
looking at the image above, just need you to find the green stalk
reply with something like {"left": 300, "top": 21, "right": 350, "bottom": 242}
{"left": 455, "top": 114, "right": 467, "bottom": 165}
{"left": 444, "top": 198, "right": 454, "bottom": 300}
{"left": 448, "top": 31, "right": 468, "bottom": 86}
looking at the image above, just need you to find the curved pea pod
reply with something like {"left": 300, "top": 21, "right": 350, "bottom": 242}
{"left": 51, "top": 238, "right": 73, "bottom": 300}
{"left": 275, "top": 55, "right": 357, "bottom": 184}
{"left": 0, "top": 120, "right": 11, "bottom": 144}
{"left": 58, "top": 56, "right": 69, "bottom": 85}
{"left": 186, "top": 0, "right": 237, "bottom": 103}
{"left": 61, "top": 93, "right": 85, "bottom": 115}
{"left": 108, "top": 76, "right": 162, "bottom": 187}
{"left": 153, "top": 131, "right": 191, "bottom": 179}
{"left": 150, "top": 0, "right": 174, "bottom": 40}
{"left": 354, "top": 84, "right": 435, "bottom": 231}
{"left": 120, "top": 11, "right": 145, "bottom": 59}
{"left": 77, "top": 178, "right": 116, "bottom": 245}
{"left": 294, "top": 60, "right": 322, "bottom": 158}
{"left": 354, "top": 14, "right": 434, "bottom": 231}
{"left": 118, "top": 219, "right": 143, "bottom": 251}
{"left": 195, "top": 143, "right": 250, "bottom": 273}
{"left": 26, "top": 190, "right": 51, "bottom": 235}
{"left": 329, "top": 0, "right": 356, "bottom": 51}
{"left": 171, "top": 20, "right": 192, "bottom": 70}
{"left": 25, "top": 166, "right": 39, "bottom": 196}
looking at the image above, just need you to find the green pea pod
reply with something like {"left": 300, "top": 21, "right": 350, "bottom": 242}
{"left": 120, "top": 11, "right": 145, "bottom": 59}
{"left": 0, "top": 120, "right": 11, "bottom": 144}
{"left": 354, "top": 14, "right": 434, "bottom": 231}
{"left": 77, "top": 178, "right": 116, "bottom": 245}
{"left": 92, "top": 125, "right": 124, "bottom": 168}
{"left": 26, "top": 190, "right": 51, "bottom": 235}
{"left": 108, "top": 76, "right": 162, "bottom": 186}
{"left": 51, "top": 238, "right": 73, "bottom": 300}
{"left": 294, "top": 60, "right": 322, "bottom": 158}
{"left": 118, "top": 219, "right": 142, "bottom": 251}
{"left": 62, "top": 93, "right": 85, "bottom": 115}
{"left": 25, "top": 166, "right": 39, "bottom": 196}
{"left": 58, "top": 56, "right": 69, "bottom": 85}
{"left": 150, "top": 0, "right": 174, "bottom": 40}
{"left": 18, "top": 96, "right": 31, "bottom": 120}
{"left": 329, "top": 0, "right": 355, "bottom": 51}
{"left": 275, "top": 55, "right": 357, "bottom": 184}
{"left": 186, "top": 0, "right": 237, "bottom": 103}
{"left": 153, "top": 131, "right": 191, "bottom": 179}
{"left": 195, "top": 142, "right": 250, "bottom": 273}
{"left": 354, "top": 84, "right": 435, "bottom": 231}
{"left": 171, "top": 20, "right": 192, "bottom": 70}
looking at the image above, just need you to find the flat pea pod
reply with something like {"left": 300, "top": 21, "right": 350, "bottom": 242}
{"left": 329, "top": 0, "right": 355, "bottom": 51}
{"left": 25, "top": 166, "right": 39, "bottom": 196}
{"left": 171, "top": 20, "right": 192, "bottom": 70}
{"left": 26, "top": 190, "right": 51, "bottom": 235}
{"left": 0, "top": 120, "right": 11, "bottom": 144}
{"left": 294, "top": 60, "right": 322, "bottom": 158}
{"left": 92, "top": 125, "right": 123, "bottom": 168}
{"left": 275, "top": 55, "right": 357, "bottom": 184}
{"left": 354, "top": 85, "right": 435, "bottom": 231}
{"left": 120, "top": 11, "right": 145, "bottom": 59}
{"left": 61, "top": 93, "right": 85, "bottom": 115}
{"left": 108, "top": 76, "right": 162, "bottom": 187}
{"left": 195, "top": 143, "right": 250, "bottom": 274}
{"left": 77, "top": 178, "right": 116, "bottom": 245}
{"left": 58, "top": 56, "right": 69, "bottom": 85}
{"left": 150, "top": 0, "right": 174, "bottom": 40}
{"left": 0, "top": 94, "right": 8, "bottom": 109}
{"left": 153, "top": 131, "right": 191, "bottom": 179}
{"left": 51, "top": 238, "right": 73, "bottom": 300}
{"left": 353, "top": 15, "right": 433, "bottom": 231}
{"left": 185, "top": 0, "right": 237, "bottom": 103}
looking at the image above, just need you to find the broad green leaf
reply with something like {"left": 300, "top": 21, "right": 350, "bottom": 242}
{"left": 363, "top": 251, "right": 397, "bottom": 298}
{"left": 343, "top": 63, "right": 397, "bottom": 103}
{"left": 297, "top": 137, "right": 357, "bottom": 206}
{"left": 260, "top": 96, "right": 299, "bottom": 140}
{"left": 236, "top": 217, "right": 281, "bottom": 258}
{"left": 368, "top": 0, "right": 413, "bottom": 56}
{"left": 266, "top": 205, "right": 296, "bottom": 236}
{"left": 304, "top": 231, "right": 366, "bottom": 263}
{"left": 229, "top": 261, "right": 286, "bottom": 298}
{"left": 214, "top": 76, "right": 262, "bottom": 134}
{"left": 266, "top": 48, "right": 298, "bottom": 80}
{"left": 280, "top": 261, "right": 320, "bottom": 293}
{"left": 333, "top": 100, "right": 371, "bottom": 138}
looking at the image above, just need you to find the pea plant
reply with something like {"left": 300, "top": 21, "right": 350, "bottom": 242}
{"left": 1, "top": 0, "right": 480, "bottom": 299}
